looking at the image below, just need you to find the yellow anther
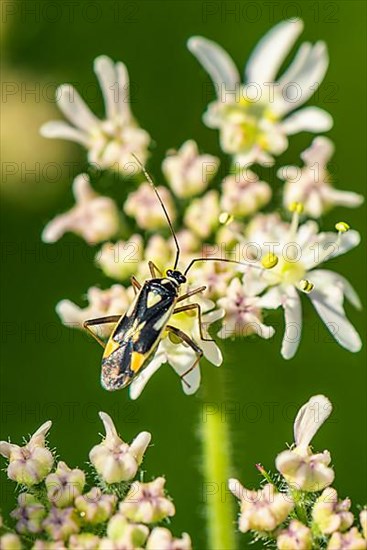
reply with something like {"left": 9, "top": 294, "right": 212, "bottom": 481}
{"left": 335, "top": 221, "right": 350, "bottom": 233}
{"left": 168, "top": 332, "right": 182, "bottom": 345}
{"left": 288, "top": 202, "right": 304, "bottom": 214}
{"left": 261, "top": 253, "right": 279, "bottom": 269}
{"left": 299, "top": 279, "right": 314, "bottom": 294}
{"left": 219, "top": 212, "right": 234, "bottom": 226}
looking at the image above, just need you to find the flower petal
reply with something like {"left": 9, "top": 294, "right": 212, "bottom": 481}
{"left": 294, "top": 395, "right": 332, "bottom": 450}
{"left": 309, "top": 288, "right": 362, "bottom": 353}
{"left": 245, "top": 19, "right": 304, "bottom": 84}
{"left": 57, "top": 84, "right": 99, "bottom": 132}
{"left": 129, "top": 352, "right": 166, "bottom": 400}
{"left": 187, "top": 36, "right": 240, "bottom": 95}
{"left": 310, "top": 269, "right": 362, "bottom": 310}
{"left": 281, "top": 107, "right": 333, "bottom": 135}
{"left": 324, "top": 188, "right": 364, "bottom": 208}
{"left": 277, "top": 41, "right": 329, "bottom": 113}
{"left": 281, "top": 286, "right": 302, "bottom": 359}
{"left": 40, "top": 121, "right": 89, "bottom": 145}
{"left": 94, "top": 55, "right": 119, "bottom": 120}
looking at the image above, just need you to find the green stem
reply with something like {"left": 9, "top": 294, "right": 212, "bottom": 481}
{"left": 199, "top": 368, "right": 237, "bottom": 550}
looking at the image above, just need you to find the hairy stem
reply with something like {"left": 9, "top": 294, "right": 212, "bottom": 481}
{"left": 199, "top": 367, "right": 237, "bottom": 550}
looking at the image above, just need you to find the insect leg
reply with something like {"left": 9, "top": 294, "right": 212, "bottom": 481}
{"left": 148, "top": 261, "right": 163, "bottom": 278}
{"left": 131, "top": 276, "right": 142, "bottom": 295}
{"left": 173, "top": 303, "right": 214, "bottom": 342}
{"left": 165, "top": 325, "right": 203, "bottom": 388}
{"left": 176, "top": 285, "right": 206, "bottom": 302}
{"left": 83, "top": 316, "right": 121, "bottom": 348}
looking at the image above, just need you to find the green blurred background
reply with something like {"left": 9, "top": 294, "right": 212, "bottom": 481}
{"left": 1, "top": 0, "right": 366, "bottom": 547}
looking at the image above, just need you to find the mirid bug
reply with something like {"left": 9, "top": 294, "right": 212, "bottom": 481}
{"left": 84, "top": 155, "right": 258, "bottom": 391}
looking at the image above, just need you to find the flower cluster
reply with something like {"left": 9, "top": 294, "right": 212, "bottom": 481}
{"left": 40, "top": 20, "right": 363, "bottom": 398}
{"left": 0, "top": 413, "right": 192, "bottom": 549}
{"left": 229, "top": 395, "right": 367, "bottom": 549}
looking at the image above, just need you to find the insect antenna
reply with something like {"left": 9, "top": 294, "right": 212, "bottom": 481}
{"left": 184, "top": 257, "right": 263, "bottom": 277}
{"left": 132, "top": 154, "right": 181, "bottom": 270}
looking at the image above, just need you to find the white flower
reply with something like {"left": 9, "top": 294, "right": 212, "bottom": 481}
{"left": 40, "top": 55, "right": 151, "bottom": 173}
{"left": 217, "top": 276, "right": 275, "bottom": 340}
{"left": 184, "top": 190, "right": 220, "bottom": 238}
{"left": 276, "top": 395, "right": 335, "bottom": 492}
{"left": 220, "top": 170, "right": 271, "bottom": 217}
{"left": 89, "top": 412, "right": 151, "bottom": 484}
{"left": 56, "top": 284, "right": 132, "bottom": 338}
{"left": 129, "top": 295, "right": 223, "bottom": 399}
{"left": 96, "top": 235, "right": 143, "bottom": 281}
{"left": 279, "top": 137, "right": 364, "bottom": 217}
{"left": 228, "top": 480, "right": 294, "bottom": 533}
{"left": 162, "top": 140, "right": 219, "bottom": 198}
{"left": 247, "top": 211, "right": 362, "bottom": 359}
{"left": 124, "top": 182, "right": 176, "bottom": 230}
{"left": 0, "top": 421, "right": 53, "bottom": 486}
{"left": 42, "top": 174, "right": 121, "bottom": 244}
{"left": 188, "top": 20, "right": 332, "bottom": 167}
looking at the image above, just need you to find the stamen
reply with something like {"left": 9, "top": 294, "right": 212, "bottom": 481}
{"left": 299, "top": 279, "right": 314, "bottom": 293}
{"left": 219, "top": 212, "right": 234, "bottom": 226}
{"left": 335, "top": 221, "right": 350, "bottom": 233}
{"left": 288, "top": 202, "right": 304, "bottom": 240}
{"left": 261, "top": 253, "right": 279, "bottom": 269}
{"left": 335, "top": 221, "right": 350, "bottom": 248}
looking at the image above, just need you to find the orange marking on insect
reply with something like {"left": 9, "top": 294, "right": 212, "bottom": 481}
{"left": 103, "top": 338, "right": 120, "bottom": 359}
{"left": 131, "top": 352, "right": 146, "bottom": 373}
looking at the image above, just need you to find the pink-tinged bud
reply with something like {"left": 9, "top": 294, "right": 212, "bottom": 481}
{"left": 75, "top": 487, "right": 117, "bottom": 523}
{"left": 312, "top": 488, "right": 354, "bottom": 534}
{"left": 119, "top": 477, "right": 175, "bottom": 524}
{"left": 124, "top": 183, "right": 176, "bottom": 230}
{"left": 277, "top": 519, "right": 313, "bottom": 550}
{"left": 146, "top": 527, "right": 192, "bottom": 550}
{"left": 42, "top": 507, "right": 80, "bottom": 540}
{"left": 89, "top": 412, "right": 151, "bottom": 484}
{"left": 10, "top": 493, "right": 46, "bottom": 534}
{"left": 228, "top": 480, "right": 294, "bottom": 533}
{"left": 220, "top": 171, "right": 271, "bottom": 217}
{"left": 162, "top": 140, "right": 219, "bottom": 199}
{"left": 327, "top": 527, "right": 367, "bottom": 550}
{"left": 0, "top": 421, "right": 53, "bottom": 486}
{"left": 45, "top": 461, "right": 85, "bottom": 508}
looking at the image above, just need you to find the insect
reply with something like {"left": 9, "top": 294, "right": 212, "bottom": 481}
{"left": 84, "top": 156, "right": 256, "bottom": 391}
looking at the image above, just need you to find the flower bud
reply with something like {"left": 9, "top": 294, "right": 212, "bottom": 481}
{"left": 228, "top": 480, "right": 294, "bottom": 533}
{"left": 119, "top": 477, "right": 175, "bottom": 523}
{"left": 45, "top": 461, "right": 85, "bottom": 508}
{"left": 10, "top": 493, "right": 45, "bottom": 534}
{"left": 277, "top": 519, "right": 313, "bottom": 550}
{"left": 0, "top": 421, "right": 53, "bottom": 486}
{"left": 42, "top": 507, "right": 80, "bottom": 541}
{"left": 96, "top": 235, "right": 143, "bottom": 281}
{"left": 0, "top": 534, "right": 22, "bottom": 550}
{"left": 162, "top": 140, "right": 219, "bottom": 198}
{"left": 68, "top": 534, "right": 101, "bottom": 549}
{"left": 75, "top": 487, "right": 117, "bottom": 523}
{"left": 89, "top": 412, "right": 151, "bottom": 484}
{"left": 327, "top": 527, "right": 367, "bottom": 550}
{"left": 146, "top": 527, "right": 192, "bottom": 550}
{"left": 100, "top": 514, "right": 149, "bottom": 548}
{"left": 312, "top": 488, "right": 353, "bottom": 534}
